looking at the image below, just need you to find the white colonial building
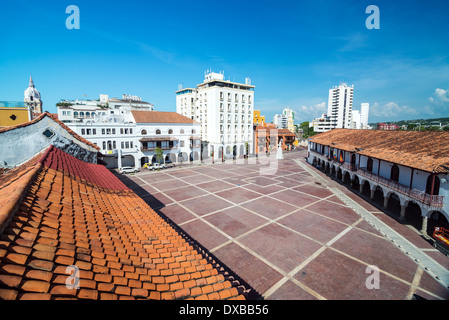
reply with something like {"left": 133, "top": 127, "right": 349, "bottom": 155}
{"left": 58, "top": 97, "right": 201, "bottom": 168}
{"left": 176, "top": 71, "right": 254, "bottom": 160}
{"left": 307, "top": 129, "right": 449, "bottom": 238}
{"left": 57, "top": 94, "right": 154, "bottom": 124}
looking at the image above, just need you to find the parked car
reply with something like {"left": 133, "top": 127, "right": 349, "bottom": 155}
{"left": 149, "top": 163, "right": 166, "bottom": 170}
{"left": 119, "top": 166, "right": 139, "bottom": 174}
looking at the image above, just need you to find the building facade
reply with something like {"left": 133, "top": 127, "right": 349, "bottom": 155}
{"left": 253, "top": 110, "right": 265, "bottom": 126}
{"left": 176, "top": 71, "right": 254, "bottom": 160}
{"left": 60, "top": 106, "right": 201, "bottom": 169}
{"left": 273, "top": 114, "right": 287, "bottom": 129}
{"left": 24, "top": 76, "right": 43, "bottom": 114}
{"left": 307, "top": 129, "right": 449, "bottom": 238}
{"left": 283, "top": 108, "right": 295, "bottom": 133}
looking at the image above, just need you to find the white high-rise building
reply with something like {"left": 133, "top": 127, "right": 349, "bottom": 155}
{"left": 327, "top": 83, "right": 354, "bottom": 129}
{"left": 361, "top": 103, "right": 369, "bottom": 129}
{"left": 176, "top": 70, "right": 254, "bottom": 160}
{"left": 313, "top": 83, "right": 354, "bottom": 132}
{"left": 273, "top": 114, "right": 287, "bottom": 129}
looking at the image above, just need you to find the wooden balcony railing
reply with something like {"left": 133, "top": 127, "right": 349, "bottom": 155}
{"left": 357, "top": 168, "right": 444, "bottom": 208}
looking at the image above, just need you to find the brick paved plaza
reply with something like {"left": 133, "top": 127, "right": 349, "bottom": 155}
{"left": 117, "top": 149, "right": 449, "bottom": 300}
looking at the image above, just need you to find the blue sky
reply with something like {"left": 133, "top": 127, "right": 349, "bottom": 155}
{"left": 1, "top": 0, "right": 449, "bottom": 124}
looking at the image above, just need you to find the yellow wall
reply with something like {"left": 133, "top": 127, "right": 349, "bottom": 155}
{"left": 0, "top": 108, "right": 31, "bottom": 128}
{"left": 253, "top": 110, "right": 265, "bottom": 126}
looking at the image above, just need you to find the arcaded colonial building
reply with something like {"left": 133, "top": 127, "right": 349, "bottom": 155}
{"left": 307, "top": 129, "right": 449, "bottom": 237}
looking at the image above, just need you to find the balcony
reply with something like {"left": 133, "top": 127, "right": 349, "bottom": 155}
{"left": 357, "top": 168, "right": 444, "bottom": 209}
{"left": 309, "top": 150, "right": 444, "bottom": 208}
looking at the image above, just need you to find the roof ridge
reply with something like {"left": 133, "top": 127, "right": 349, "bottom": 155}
{"left": 0, "top": 112, "right": 100, "bottom": 151}
{"left": 0, "top": 159, "right": 44, "bottom": 233}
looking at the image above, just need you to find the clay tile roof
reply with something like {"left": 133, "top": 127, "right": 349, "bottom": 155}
{"left": 0, "top": 112, "right": 100, "bottom": 151}
{"left": 256, "top": 126, "right": 296, "bottom": 137}
{"left": 131, "top": 111, "right": 200, "bottom": 124}
{"left": 310, "top": 129, "right": 449, "bottom": 173}
{"left": 0, "top": 145, "right": 251, "bottom": 300}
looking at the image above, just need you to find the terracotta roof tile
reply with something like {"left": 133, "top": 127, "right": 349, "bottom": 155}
{"left": 310, "top": 129, "right": 449, "bottom": 173}
{"left": 131, "top": 111, "right": 200, "bottom": 124}
{"left": 0, "top": 145, "right": 253, "bottom": 300}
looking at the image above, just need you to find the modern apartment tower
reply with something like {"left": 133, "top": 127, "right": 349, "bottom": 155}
{"left": 176, "top": 71, "right": 254, "bottom": 160}
{"left": 313, "top": 83, "right": 355, "bottom": 132}
{"left": 327, "top": 83, "right": 354, "bottom": 129}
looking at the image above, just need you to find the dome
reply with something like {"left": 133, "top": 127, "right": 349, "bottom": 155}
{"left": 24, "top": 76, "right": 41, "bottom": 102}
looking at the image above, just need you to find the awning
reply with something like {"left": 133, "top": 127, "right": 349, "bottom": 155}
{"left": 139, "top": 136, "right": 179, "bottom": 142}
{"left": 189, "top": 136, "right": 202, "bottom": 140}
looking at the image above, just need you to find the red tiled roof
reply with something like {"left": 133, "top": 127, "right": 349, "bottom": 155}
{"left": 0, "top": 146, "right": 249, "bottom": 300}
{"left": 0, "top": 112, "right": 100, "bottom": 151}
{"left": 310, "top": 129, "right": 449, "bottom": 173}
{"left": 256, "top": 126, "right": 296, "bottom": 137}
{"left": 131, "top": 111, "right": 200, "bottom": 124}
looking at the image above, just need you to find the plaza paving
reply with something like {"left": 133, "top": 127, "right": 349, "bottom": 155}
{"left": 116, "top": 149, "right": 449, "bottom": 300}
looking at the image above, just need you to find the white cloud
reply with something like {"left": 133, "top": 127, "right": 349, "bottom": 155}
{"left": 370, "top": 102, "right": 419, "bottom": 120}
{"left": 434, "top": 88, "right": 449, "bottom": 103}
{"left": 298, "top": 102, "right": 327, "bottom": 120}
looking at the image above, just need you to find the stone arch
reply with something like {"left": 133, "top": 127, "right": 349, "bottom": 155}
{"left": 351, "top": 175, "right": 360, "bottom": 191}
{"left": 343, "top": 171, "right": 351, "bottom": 185}
{"left": 361, "top": 179, "right": 371, "bottom": 197}
{"left": 336, "top": 167, "right": 343, "bottom": 180}
{"left": 372, "top": 185, "right": 384, "bottom": 206}
{"left": 427, "top": 210, "right": 449, "bottom": 236}
{"left": 386, "top": 192, "right": 402, "bottom": 218}
{"left": 404, "top": 200, "right": 423, "bottom": 231}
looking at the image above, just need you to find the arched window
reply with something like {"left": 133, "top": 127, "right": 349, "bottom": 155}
{"left": 80, "top": 112, "right": 85, "bottom": 118}
{"left": 367, "top": 157, "right": 373, "bottom": 172}
{"left": 107, "top": 141, "right": 112, "bottom": 150}
{"left": 102, "top": 141, "right": 106, "bottom": 150}
{"left": 141, "top": 129, "right": 147, "bottom": 135}
{"left": 168, "top": 129, "right": 173, "bottom": 134}
{"left": 426, "top": 175, "right": 440, "bottom": 196}
{"left": 192, "top": 129, "right": 196, "bottom": 134}
{"left": 86, "top": 112, "right": 90, "bottom": 118}
{"left": 156, "top": 129, "right": 161, "bottom": 135}
{"left": 180, "top": 129, "right": 185, "bottom": 134}
{"left": 74, "top": 111, "right": 79, "bottom": 117}
{"left": 390, "top": 164, "right": 399, "bottom": 182}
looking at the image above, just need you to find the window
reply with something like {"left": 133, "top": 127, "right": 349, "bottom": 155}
{"left": 121, "top": 141, "right": 124, "bottom": 149}
{"left": 92, "top": 129, "right": 96, "bottom": 135}
{"left": 390, "top": 165, "right": 400, "bottom": 182}
{"left": 102, "top": 128, "right": 105, "bottom": 135}
{"left": 42, "top": 129, "right": 55, "bottom": 139}
{"left": 103, "top": 141, "right": 106, "bottom": 149}
{"left": 180, "top": 129, "right": 185, "bottom": 134}
{"left": 156, "top": 129, "right": 161, "bottom": 135}
{"left": 120, "top": 128, "right": 124, "bottom": 134}
{"left": 113, "top": 141, "right": 116, "bottom": 149}
{"left": 367, "top": 157, "right": 373, "bottom": 173}
{"left": 106, "top": 128, "right": 111, "bottom": 135}
{"left": 81, "top": 129, "right": 86, "bottom": 135}
{"left": 141, "top": 129, "right": 147, "bottom": 135}
{"left": 426, "top": 175, "right": 440, "bottom": 196}
{"left": 168, "top": 129, "right": 173, "bottom": 134}
{"left": 180, "top": 141, "right": 185, "bottom": 147}
{"left": 86, "top": 129, "right": 91, "bottom": 135}
{"left": 112, "top": 129, "right": 116, "bottom": 134}
{"left": 125, "top": 142, "right": 129, "bottom": 149}
{"left": 192, "top": 129, "right": 196, "bottom": 134}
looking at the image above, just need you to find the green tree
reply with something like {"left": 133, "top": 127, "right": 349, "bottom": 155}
{"left": 155, "top": 147, "right": 164, "bottom": 164}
